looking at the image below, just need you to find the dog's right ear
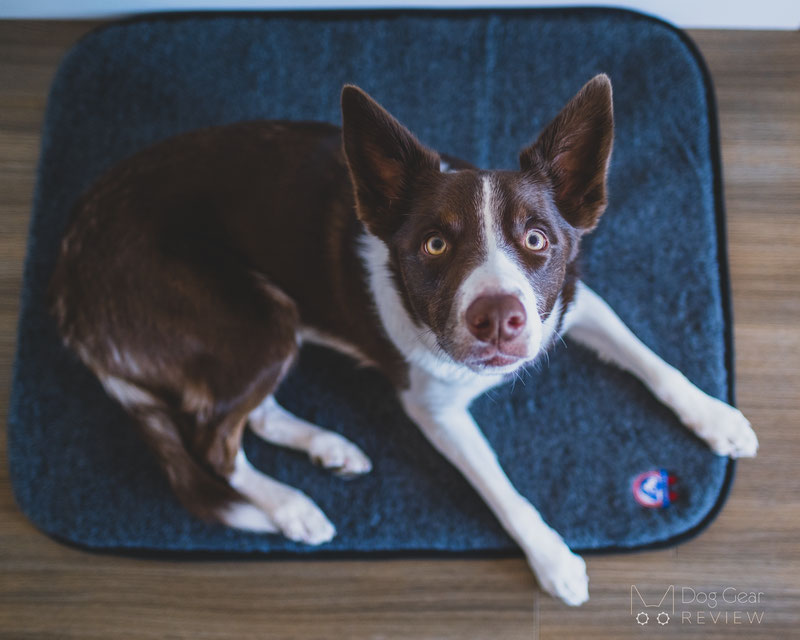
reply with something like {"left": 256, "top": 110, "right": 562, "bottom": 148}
{"left": 341, "top": 85, "right": 440, "bottom": 237}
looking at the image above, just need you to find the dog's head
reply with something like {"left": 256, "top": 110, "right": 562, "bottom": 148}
{"left": 342, "top": 76, "right": 613, "bottom": 375}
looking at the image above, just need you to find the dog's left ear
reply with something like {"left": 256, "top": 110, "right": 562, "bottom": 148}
{"left": 341, "top": 85, "right": 440, "bottom": 237}
{"left": 520, "top": 74, "right": 614, "bottom": 232}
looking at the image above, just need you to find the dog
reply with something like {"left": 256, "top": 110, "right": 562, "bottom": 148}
{"left": 49, "top": 75, "right": 758, "bottom": 605}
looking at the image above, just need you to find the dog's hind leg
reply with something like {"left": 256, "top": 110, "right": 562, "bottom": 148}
{"left": 562, "top": 281, "right": 758, "bottom": 457}
{"left": 169, "top": 284, "right": 337, "bottom": 544}
{"left": 225, "top": 446, "right": 335, "bottom": 544}
{"left": 247, "top": 396, "right": 372, "bottom": 477}
{"left": 109, "top": 386, "right": 335, "bottom": 544}
{"left": 83, "top": 266, "right": 337, "bottom": 544}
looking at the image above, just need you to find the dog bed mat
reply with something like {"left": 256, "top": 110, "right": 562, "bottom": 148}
{"left": 8, "top": 8, "right": 735, "bottom": 555}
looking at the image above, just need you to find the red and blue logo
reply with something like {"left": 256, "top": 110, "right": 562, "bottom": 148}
{"left": 632, "top": 469, "right": 678, "bottom": 508}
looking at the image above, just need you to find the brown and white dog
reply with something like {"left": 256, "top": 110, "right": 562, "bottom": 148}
{"left": 49, "top": 75, "right": 757, "bottom": 605}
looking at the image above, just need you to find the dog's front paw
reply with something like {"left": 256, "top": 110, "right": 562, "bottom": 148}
{"left": 271, "top": 491, "right": 336, "bottom": 545}
{"left": 513, "top": 502, "right": 589, "bottom": 605}
{"left": 309, "top": 433, "right": 372, "bottom": 477}
{"left": 686, "top": 396, "right": 759, "bottom": 458}
{"left": 527, "top": 537, "right": 589, "bottom": 606}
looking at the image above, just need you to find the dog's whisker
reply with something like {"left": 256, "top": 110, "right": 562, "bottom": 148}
{"left": 552, "top": 326, "right": 569, "bottom": 350}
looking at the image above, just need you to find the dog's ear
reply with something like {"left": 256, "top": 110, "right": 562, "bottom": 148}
{"left": 341, "top": 85, "right": 440, "bottom": 237}
{"left": 520, "top": 74, "right": 614, "bottom": 232}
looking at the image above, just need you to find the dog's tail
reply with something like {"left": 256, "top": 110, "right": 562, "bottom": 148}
{"left": 98, "top": 376, "right": 276, "bottom": 532}
{"left": 137, "top": 407, "right": 242, "bottom": 519}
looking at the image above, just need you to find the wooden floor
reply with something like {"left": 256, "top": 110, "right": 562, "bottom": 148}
{"left": 0, "top": 22, "right": 798, "bottom": 639}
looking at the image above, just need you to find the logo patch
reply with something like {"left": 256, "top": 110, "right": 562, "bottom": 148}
{"left": 632, "top": 469, "right": 677, "bottom": 508}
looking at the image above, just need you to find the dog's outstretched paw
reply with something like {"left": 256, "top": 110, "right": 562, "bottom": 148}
{"left": 271, "top": 491, "right": 336, "bottom": 545}
{"left": 689, "top": 397, "right": 759, "bottom": 458}
{"left": 309, "top": 433, "right": 372, "bottom": 477}
{"left": 529, "top": 544, "right": 589, "bottom": 606}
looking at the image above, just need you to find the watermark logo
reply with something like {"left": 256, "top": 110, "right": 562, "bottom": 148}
{"left": 629, "top": 585, "right": 765, "bottom": 627}
{"left": 631, "top": 584, "right": 674, "bottom": 626}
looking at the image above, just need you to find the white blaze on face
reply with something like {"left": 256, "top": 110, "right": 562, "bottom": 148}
{"left": 453, "top": 175, "right": 543, "bottom": 358}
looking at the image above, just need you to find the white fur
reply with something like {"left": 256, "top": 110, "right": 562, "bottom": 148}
{"left": 100, "top": 375, "right": 155, "bottom": 408}
{"left": 107, "top": 343, "right": 143, "bottom": 376}
{"left": 220, "top": 501, "right": 278, "bottom": 533}
{"left": 248, "top": 396, "right": 372, "bottom": 475}
{"left": 227, "top": 450, "right": 335, "bottom": 544}
{"left": 400, "top": 365, "right": 589, "bottom": 606}
{"left": 563, "top": 282, "right": 758, "bottom": 457}
{"left": 540, "top": 294, "right": 565, "bottom": 348}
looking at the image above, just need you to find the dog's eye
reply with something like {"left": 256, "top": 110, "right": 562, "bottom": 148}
{"left": 524, "top": 229, "right": 548, "bottom": 252}
{"left": 423, "top": 235, "right": 448, "bottom": 256}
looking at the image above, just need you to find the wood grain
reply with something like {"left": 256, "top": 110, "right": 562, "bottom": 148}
{"left": 0, "top": 22, "right": 798, "bottom": 640}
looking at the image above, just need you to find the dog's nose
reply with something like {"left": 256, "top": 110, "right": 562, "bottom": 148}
{"left": 465, "top": 295, "right": 527, "bottom": 343}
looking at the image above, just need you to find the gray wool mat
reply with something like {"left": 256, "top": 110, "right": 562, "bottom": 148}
{"left": 8, "top": 8, "right": 735, "bottom": 555}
